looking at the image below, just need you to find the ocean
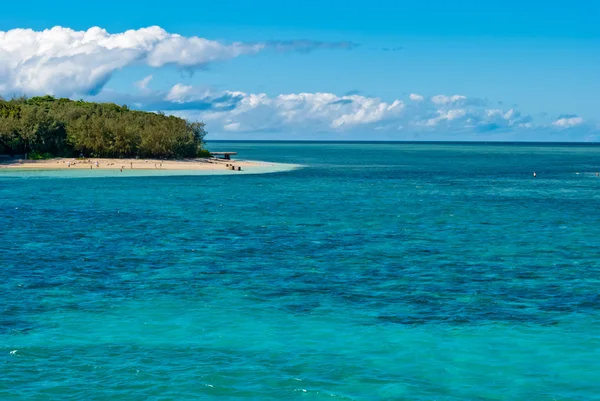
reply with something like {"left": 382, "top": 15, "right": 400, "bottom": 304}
{"left": 2, "top": 142, "right": 600, "bottom": 400}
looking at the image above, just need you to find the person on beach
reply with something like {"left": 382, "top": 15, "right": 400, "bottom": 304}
{"left": 130, "top": 162, "right": 133, "bottom": 169}
{"left": 67, "top": 162, "right": 71, "bottom": 168}
{"left": 96, "top": 161, "right": 99, "bottom": 168}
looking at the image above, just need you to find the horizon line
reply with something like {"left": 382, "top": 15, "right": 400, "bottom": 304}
{"left": 206, "top": 140, "right": 600, "bottom": 145}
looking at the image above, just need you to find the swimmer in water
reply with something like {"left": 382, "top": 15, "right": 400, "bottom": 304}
{"left": 533, "top": 172, "right": 536, "bottom": 177}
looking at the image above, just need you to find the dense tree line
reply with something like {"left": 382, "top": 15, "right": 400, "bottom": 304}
{"left": 0, "top": 96, "right": 209, "bottom": 159}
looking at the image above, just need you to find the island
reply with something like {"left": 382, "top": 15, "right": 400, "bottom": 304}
{"left": 0, "top": 96, "right": 257, "bottom": 172}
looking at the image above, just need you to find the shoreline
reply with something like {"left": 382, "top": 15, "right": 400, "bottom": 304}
{"left": 0, "top": 157, "right": 264, "bottom": 172}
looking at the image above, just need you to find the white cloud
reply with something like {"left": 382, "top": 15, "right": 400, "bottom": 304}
{"left": 135, "top": 74, "right": 153, "bottom": 90}
{"left": 0, "top": 26, "right": 355, "bottom": 97}
{"left": 424, "top": 108, "right": 468, "bottom": 126}
{"left": 431, "top": 95, "right": 467, "bottom": 105}
{"left": 165, "top": 83, "right": 194, "bottom": 102}
{"left": 552, "top": 116, "right": 583, "bottom": 127}
{"left": 175, "top": 91, "right": 406, "bottom": 132}
{"left": 331, "top": 99, "right": 403, "bottom": 128}
{"left": 224, "top": 122, "right": 242, "bottom": 131}
{"left": 162, "top": 87, "right": 554, "bottom": 136}
{"left": 409, "top": 93, "right": 424, "bottom": 102}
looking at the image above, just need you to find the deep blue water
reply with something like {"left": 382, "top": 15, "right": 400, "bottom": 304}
{"left": 2, "top": 142, "right": 600, "bottom": 400}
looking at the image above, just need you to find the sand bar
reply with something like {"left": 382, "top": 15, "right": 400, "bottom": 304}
{"left": 0, "top": 157, "right": 264, "bottom": 171}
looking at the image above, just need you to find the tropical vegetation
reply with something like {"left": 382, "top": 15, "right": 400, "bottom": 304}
{"left": 0, "top": 96, "right": 209, "bottom": 159}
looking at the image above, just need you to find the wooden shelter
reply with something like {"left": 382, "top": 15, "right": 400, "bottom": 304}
{"left": 210, "top": 152, "right": 237, "bottom": 160}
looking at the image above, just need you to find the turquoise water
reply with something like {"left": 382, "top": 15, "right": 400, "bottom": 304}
{"left": 2, "top": 142, "right": 600, "bottom": 400}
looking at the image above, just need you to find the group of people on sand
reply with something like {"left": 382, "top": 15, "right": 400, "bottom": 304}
{"left": 65, "top": 159, "right": 99, "bottom": 168}
{"left": 62, "top": 159, "right": 164, "bottom": 171}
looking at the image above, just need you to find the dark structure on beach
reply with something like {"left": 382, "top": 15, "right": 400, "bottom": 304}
{"left": 210, "top": 152, "right": 238, "bottom": 160}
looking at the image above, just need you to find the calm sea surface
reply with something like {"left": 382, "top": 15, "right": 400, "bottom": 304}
{"left": 2, "top": 142, "right": 600, "bottom": 400}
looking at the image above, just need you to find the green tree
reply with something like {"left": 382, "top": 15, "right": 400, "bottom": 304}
{"left": 0, "top": 96, "right": 209, "bottom": 159}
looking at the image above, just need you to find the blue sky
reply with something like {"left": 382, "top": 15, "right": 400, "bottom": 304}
{"left": 0, "top": 0, "right": 598, "bottom": 140}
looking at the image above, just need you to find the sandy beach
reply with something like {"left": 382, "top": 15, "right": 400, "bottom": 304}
{"left": 0, "top": 157, "right": 262, "bottom": 171}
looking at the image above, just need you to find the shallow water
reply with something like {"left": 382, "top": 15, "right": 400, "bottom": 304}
{"left": 2, "top": 142, "right": 600, "bottom": 400}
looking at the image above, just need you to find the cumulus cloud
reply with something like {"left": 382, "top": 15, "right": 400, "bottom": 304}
{"left": 192, "top": 91, "right": 406, "bottom": 132}
{"left": 156, "top": 87, "right": 561, "bottom": 136}
{"left": 552, "top": 115, "right": 583, "bottom": 127}
{"left": 0, "top": 26, "right": 356, "bottom": 97}
{"left": 135, "top": 75, "right": 153, "bottom": 90}
{"left": 165, "top": 83, "right": 194, "bottom": 102}
{"left": 430, "top": 95, "right": 467, "bottom": 105}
